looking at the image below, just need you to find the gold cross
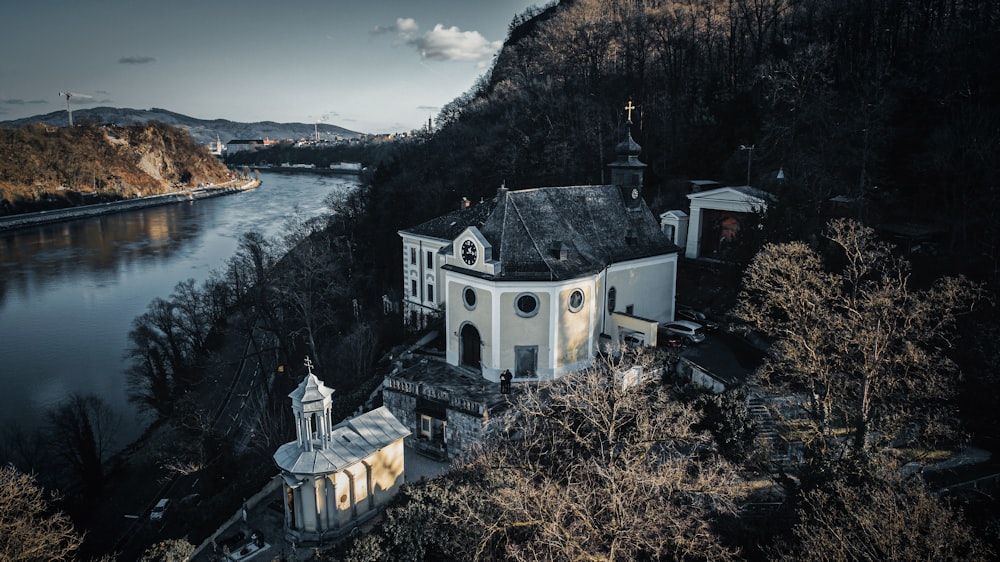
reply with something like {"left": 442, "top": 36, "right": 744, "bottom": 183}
{"left": 625, "top": 101, "right": 636, "bottom": 121}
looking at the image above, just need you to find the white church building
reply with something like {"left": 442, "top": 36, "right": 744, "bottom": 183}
{"left": 388, "top": 110, "right": 682, "bottom": 459}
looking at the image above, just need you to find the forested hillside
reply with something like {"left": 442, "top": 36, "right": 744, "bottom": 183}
{"left": 0, "top": 121, "right": 233, "bottom": 215}
{"left": 355, "top": 0, "right": 999, "bottom": 290}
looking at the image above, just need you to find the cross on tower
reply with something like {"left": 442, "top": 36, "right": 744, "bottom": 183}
{"left": 624, "top": 100, "right": 636, "bottom": 122}
{"left": 303, "top": 356, "right": 314, "bottom": 374}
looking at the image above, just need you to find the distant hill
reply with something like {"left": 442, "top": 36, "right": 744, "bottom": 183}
{"left": 0, "top": 121, "right": 237, "bottom": 215}
{"left": 0, "top": 107, "right": 362, "bottom": 145}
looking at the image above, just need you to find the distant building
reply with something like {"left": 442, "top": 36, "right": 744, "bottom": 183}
{"left": 226, "top": 139, "right": 265, "bottom": 154}
{"left": 207, "top": 135, "right": 226, "bottom": 157}
{"left": 273, "top": 360, "right": 410, "bottom": 543}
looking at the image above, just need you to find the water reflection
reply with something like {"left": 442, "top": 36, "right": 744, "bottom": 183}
{"left": 0, "top": 172, "right": 355, "bottom": 445}
{"left": 0, "top": 202, "right": 213, "bottom": 307}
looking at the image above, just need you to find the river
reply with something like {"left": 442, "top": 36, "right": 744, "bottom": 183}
{"left": 0, "top": 171, "right": 359, "bottom": 446}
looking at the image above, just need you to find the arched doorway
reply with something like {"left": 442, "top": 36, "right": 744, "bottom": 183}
{"left": 460, "top": 323, "right": 481, "bottom": 370}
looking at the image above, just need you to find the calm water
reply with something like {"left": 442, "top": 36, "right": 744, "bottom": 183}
{"left": 0, "top": 171, "right": 357, "bottom": 445}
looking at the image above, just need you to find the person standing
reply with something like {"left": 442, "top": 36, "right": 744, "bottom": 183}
{"left": 500, "top": 369, "right": 512, "bottom": 394}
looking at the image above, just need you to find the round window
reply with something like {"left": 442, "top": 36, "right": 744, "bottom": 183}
{"left": 569, "top": 289, "right": 584, "bottom": 312}
{"left": 515, "top": 292, "right": 539, "bottom": 318}
{"left": 463, "top": 287, "right": 477, "bottom": 310}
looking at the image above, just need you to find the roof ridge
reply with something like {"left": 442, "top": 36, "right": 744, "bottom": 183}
{"left": 508, "top": 192, "right": 558, "bottom": 278}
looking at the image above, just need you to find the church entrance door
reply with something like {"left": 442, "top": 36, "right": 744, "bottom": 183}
{"left": 460, "top": 323, "right": 481, "bottom": 370}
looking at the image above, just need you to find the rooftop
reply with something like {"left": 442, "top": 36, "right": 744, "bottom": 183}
{"left": 385, "top": 353, "right": 513, "bottom": 415}
{"left": 273, "top": 406, "right": 410, "bottom": 476}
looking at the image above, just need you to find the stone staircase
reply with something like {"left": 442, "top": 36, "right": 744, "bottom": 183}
{"left": 747, "top": 392, "right": 794, "bottom": 471}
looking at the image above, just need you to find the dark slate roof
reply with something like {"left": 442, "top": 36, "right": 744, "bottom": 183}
{"left": 400, "top": 200, "right": 497, "bottom": 241}
{"left": 479, "top": 184, "right": 678, "bottom": 280}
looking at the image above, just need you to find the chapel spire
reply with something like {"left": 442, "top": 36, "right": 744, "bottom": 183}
{"left": 288, "top": 356, "right": 336, "bottom": 452}
{"left": 609, "top": 100, "right": 647, "bottom": 211}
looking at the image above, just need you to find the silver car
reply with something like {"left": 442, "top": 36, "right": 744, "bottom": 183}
{"left": 660, "top": 320, "right": 706, "bottom": 344}
{"left": 150, "top": 498, "right": 169, "bottom": 521}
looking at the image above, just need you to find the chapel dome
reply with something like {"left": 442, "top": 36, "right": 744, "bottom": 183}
{"left": 616, "top": 120, "right": 642, "bottom": 157}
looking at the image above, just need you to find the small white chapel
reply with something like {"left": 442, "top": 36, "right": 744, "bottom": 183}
{"left": 273, "top": 358, "right": 410, "bottom": 542}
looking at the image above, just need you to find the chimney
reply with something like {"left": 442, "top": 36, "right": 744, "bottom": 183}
{"left": 497, "top": 182, "right": 509, "bottom": 206}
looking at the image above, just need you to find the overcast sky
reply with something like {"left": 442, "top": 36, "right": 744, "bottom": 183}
{"left": 0, "top": 0, "right": 542, "bottom": 133}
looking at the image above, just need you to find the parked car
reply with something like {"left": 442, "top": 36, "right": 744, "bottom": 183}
{"left": 657, "top": 330, "right": 684, "bottom": 348}
{"left": 676, "top": 307, "right": 720, "bottom": 331}
{"left": 150, "top": 498, "right": 169, "bottom": 521}
{"left": 660, "top": 320, "right": 706, "bottom": 344}
{"left": 623, "top": 333, "right": 645, "bottom": 349}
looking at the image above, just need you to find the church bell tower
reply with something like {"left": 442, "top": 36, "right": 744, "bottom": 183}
{"left": 608, "top": 101, "right": 646, "bottom": 211}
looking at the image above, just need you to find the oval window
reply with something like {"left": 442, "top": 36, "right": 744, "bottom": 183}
{"left": 463, "top": 287, "right": 477, "bottom": 310}
{"left": 569, "top": 289, "right": 584, "bottom": 312}
{"left": 515, "top": 292, "right": 539, "bottom": 318}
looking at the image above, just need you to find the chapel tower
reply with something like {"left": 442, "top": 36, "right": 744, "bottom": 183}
{"left": 608, "top": 100, "right": 647, "bottom": 211}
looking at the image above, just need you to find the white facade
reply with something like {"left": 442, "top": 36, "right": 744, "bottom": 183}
{"left": 442, "top": 227, "right": 678, "bottom": 382}
{"left": 684, "top": 185, "right": 769, "bottom": 259}
{"left": 399, "top": 232, "right": 449, "bottom": 330}
{"left": 660, "top": 210, "right": 689, "bottom": 249}
{"left": 273, "top": 368, "right": 409, "bottom": 543}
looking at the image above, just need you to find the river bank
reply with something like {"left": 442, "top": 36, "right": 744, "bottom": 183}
{"left": 0, "top": 177, "right": 261, "bottom": 232}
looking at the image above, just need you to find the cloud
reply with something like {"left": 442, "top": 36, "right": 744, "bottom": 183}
{"left": 409, "top": 24, "right": 501, "bottom": 65}
{"left": 371, "top": 17, "right": 418, "bottom": 36}
{"left": 1, "top": 98, "right": 47, "bottom": 105}
{"left": 119, "top": 55, "right": 156, "bottom": 64}
{"left": 416, "top": 105, "right": 439, "bottom": 112}
{"left": 373, "top": 18, "right": 499, "bottom": 66}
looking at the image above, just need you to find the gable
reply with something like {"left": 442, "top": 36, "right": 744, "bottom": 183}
{"left": 444, "top": 226, "right": 501, "bottom": 276}
{"left": 687, "top": 186, "right": 771, "bottom": 213}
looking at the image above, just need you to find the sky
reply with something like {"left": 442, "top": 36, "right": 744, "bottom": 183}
{"left": 0, "top": 0, "right": 543, "bottom": 134}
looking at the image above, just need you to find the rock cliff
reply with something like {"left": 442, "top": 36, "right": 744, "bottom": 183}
{"left": 0, "top": 121, "right": 234, "bottom": 215}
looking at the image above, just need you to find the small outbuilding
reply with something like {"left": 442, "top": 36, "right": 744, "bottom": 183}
{"left": 683, "top": 185, "right": 771, "bottom": 259}
{"left": 273, "top": 360, "right": 410, "bottom": 543}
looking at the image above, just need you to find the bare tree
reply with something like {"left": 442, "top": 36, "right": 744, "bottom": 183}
{"left": 735, "top": 219, "right": 981, "bottom": 467}
{"left": 139, "top": 538, "right": 195, "bottom": 562}
{"left": 774, "top": 473, "right": 991, "bottom": 561}
{"left": 46, "top": 393, "right": 121, "bottom": 497}
{"left": 273, "top": 219, "right": 348, "bottom": 369}
{"left": 445, "top": 352, "right": 749, "bottom": 561}
{"left": 0, "top": 465, "right": 82, "bottom": 562}
{"left": 332, "top": 321, "right": 382, "bottom": 388}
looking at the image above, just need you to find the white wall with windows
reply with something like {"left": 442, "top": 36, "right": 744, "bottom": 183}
{"left": 399, "top": 233, "right": 448, "bottom": 330}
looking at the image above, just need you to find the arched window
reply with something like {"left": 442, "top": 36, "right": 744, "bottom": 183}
{"left": 608, "top": 287, "right": 617, "bottom": 312}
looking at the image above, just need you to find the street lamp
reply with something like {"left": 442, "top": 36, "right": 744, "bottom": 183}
{"left": 739, "top": 144, "right": 755, "bottom": 186}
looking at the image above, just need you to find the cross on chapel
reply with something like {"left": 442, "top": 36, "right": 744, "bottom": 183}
{"left": 625, "top": 100, "right": 636, "bottom": 122}
{"left": 304, "top": 356, "right": 314, "bottom": 374}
